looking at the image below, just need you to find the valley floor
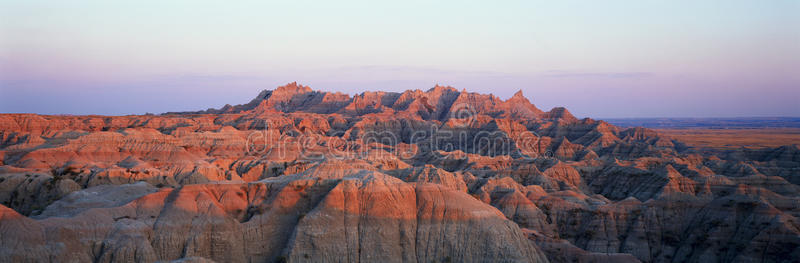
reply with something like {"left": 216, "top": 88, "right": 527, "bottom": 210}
{"left": 658, "top": 128, "right": 800, "bottom": 150}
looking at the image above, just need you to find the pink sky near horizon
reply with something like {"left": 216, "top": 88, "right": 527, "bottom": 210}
{"left": 1, "top": 0, "right": 798, "bottom": 118}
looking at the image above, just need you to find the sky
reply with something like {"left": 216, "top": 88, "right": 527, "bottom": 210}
{"left": 1, "top": 0, "right": 798, "bottom": 118}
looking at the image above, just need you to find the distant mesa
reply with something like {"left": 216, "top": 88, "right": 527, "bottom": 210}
{"left": 168, "top": 82, "right": 563, "bottom": 122}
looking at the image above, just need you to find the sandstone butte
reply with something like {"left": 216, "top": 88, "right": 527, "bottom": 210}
{"left": 0, "top": 82, "right": 798, "bottom": 262}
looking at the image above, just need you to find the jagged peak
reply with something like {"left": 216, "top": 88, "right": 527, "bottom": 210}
{"left": 427, "top": 84, "right": 458, "bottom": 93}
{"left": 252, "top": 89, "right": 272, "bottom": 100}
{"left": 543, "top": 107, "right": 576, "bottom": 120}
{"left": 513, "top": 89, "right": 525, "bottom": 99}
{"left": 507, "top": 89, "right": 532, "bottom": 103}
{"left": 274, "top": 82, "right": 313, "bottom": 95}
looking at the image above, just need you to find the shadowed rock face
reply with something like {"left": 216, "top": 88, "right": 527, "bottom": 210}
{"left": 0, "top": 172, "right": 545, "bottom": 263}
{"left": 1, "top": 83, "right": 799, "bottom": 262}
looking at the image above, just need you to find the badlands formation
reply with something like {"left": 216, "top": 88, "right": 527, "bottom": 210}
{"left": 1, "top": 82, "right": 799, "bottom": 262}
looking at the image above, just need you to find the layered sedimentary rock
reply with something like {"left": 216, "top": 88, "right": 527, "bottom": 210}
{"left": 1, "top": 83, "right": 798, "bottom": 262}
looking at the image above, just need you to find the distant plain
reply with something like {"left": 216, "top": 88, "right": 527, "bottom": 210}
{"left": 658, "top": 128, "right": 800, "bottom": 149}
{"left": 606, "top": 117, "right": 800, "bottom": 150}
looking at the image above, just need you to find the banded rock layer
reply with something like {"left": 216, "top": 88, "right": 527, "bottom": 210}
{"left": 1, "top": 83, "right": 798, "bottom": 262}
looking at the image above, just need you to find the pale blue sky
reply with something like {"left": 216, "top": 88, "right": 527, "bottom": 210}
{"left": 1, "top": 0, "right": 798, "bottom": 117}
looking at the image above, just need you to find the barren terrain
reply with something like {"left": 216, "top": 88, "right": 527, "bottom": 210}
{"left": 659, "top": 128, "right": 800, "bottom": 150}
{"left": 1, "top": 83, "right": 798, "bottom": 262}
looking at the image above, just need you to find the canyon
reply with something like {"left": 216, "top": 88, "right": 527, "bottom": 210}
{"left": 1, "top": 82, "right": 798, "bottom": 262}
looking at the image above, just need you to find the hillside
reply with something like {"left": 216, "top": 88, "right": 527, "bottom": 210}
{"left": 1, "top": 83, "right": 798, "bottom": 262}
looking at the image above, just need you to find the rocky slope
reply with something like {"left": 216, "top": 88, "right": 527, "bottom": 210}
{"left": 1, "top": 83, "right": 798, "bottom": 262}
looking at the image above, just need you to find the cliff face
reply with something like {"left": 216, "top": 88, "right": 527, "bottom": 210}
{"left": 0, "top": 175, "right": 546, "bottom": 263}
{"left": 1, "top": 83, "right": 799, "bottom": 262}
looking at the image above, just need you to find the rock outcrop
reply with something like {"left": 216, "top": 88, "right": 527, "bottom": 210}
{"left": 1, "top": 83, "right": 798, "bottom": 262}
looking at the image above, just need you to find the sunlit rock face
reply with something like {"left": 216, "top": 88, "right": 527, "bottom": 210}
{"left": 1, "top": 83, "right": 798, "bottom": 262}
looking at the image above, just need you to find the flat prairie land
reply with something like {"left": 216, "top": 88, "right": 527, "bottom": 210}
{"left": 657, "top": 128, "right": 800, "bottom": 149}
